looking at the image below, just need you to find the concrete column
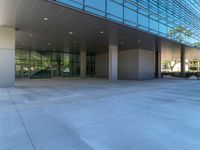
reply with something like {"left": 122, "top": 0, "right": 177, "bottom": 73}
{"left": 0, "top": 27, "right": 15, "bottom": 87}
{"left": 155, "top": 37, "right": 161, "bottom": 78}
{"left": 80, "top": 43, "right": 86, "bottom": 78}
{"left": 181, "top": 44, "right": 185, "bottom": 77}
{"left": 109, "top": 30, "right": 118, "bottom": 81}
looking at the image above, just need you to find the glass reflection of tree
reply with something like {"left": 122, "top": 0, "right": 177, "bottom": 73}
{"left": 162, "top": 59, "right": 180, "bottom": 72}
{"left": 169, "top": 26, "right": 192, "bottom": 43}
{"left": 189, "top": 59, "right": 199, "bottom": 72}
{"left": 63, "top": 55, "right": 70, "bottom": 73}
{"left": 194, "top": 42, "right": 200, "bottom": 47}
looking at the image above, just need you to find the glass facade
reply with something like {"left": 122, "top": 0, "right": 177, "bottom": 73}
{"left": 54, "top": 0, "right": 200, "bottom": 47}
{"left": 161, "top": 40, "right": 181, "bottom": 76}
{"left": 185, "top": 47, "right": 200, "bottom": 77}
{"left": 16, "top": 49, "right": 96, "bottom": 79}
{"left": 86, "top": 53, "right": 95, "bottom": 77}
{"left": 161, "top": 39, "right": 200, "bottom": 77}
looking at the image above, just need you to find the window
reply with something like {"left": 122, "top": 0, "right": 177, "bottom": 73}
{"left": 57, "top": 0, "right": 84, "bottom": 9}
{"left": 85, "top": 0, "right": 106, "bottom": 16}
{"left": 107, "top": 0, "right": 123, "bottom": 22}
{"left": 124, "top": 7, "right": 137, "bottom": 26}
{"left": 149, "top": 19, "right": 158, "bottom": 31}
{"left": 138, "top": 14, "right": 148, "bottom": 28}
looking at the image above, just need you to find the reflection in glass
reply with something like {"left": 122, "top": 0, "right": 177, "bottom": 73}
{"left": 54, "top": 0, "right": 200, "bottom": 47}
{"left": 16, "top": 49, "right": 82, "bottom": 79}
{"left": 185, "top": 47, "right": 200, "bottom": 77}
{"left": 161, "top": 40, "right": 181, "bottom": 77}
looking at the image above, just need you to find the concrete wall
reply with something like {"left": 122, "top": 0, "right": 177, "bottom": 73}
{"left": 0, "top": 27, "right": 15, "bottom": 87}
{"left": 95, "top": 53, "right": 109, "bottom": 78}
{"left": 118, "top": 49, "right": 139, "bottom": 80}
{"left": 96, "top": 49, "right": 155, "bottom": 80}
{"left": 138, "top": 49, "right": 155, "bottom": 80}
{"left": 119, "top": 49, "right": 155, "bottom": 80}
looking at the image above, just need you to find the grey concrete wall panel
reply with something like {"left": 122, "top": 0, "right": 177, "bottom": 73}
{"left": 95, "top": 53, "right": 109, "bottom": 78}
{"left": 118, "top": 49, "right": 155, "bottom": 80}
{"left": 138, "top": 49, "right": 155, "bottom": 80}
{"left": 118, "top": 49, "right": 139, "bottom": 80}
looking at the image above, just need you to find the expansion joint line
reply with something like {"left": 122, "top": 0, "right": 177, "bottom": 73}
{"left": 7, "top": 89, "right": 36, "bottom": 150}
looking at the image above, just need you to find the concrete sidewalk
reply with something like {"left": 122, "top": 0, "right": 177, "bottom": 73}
{"left": 0, "top": 78, "right": 200, "bottom": 150}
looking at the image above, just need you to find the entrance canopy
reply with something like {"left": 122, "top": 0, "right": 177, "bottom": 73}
{"left": 0, "top": 0, "right": 155, "bottom": 53}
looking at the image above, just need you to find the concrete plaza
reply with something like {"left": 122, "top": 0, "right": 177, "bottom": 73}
{"left": 0, "top": 78, "right": 200, "bottom": 150}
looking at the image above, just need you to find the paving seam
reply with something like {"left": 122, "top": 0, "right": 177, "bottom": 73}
{"left": 7, "top": 89, "right": 37, "bottom": 150}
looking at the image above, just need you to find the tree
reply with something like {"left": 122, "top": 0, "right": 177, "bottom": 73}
{"left": 162, "top": 61, "right": 169, "bottom": 71}
{"left": 168, "top": 59, "right": 179, "bottom": 72}
{"left": 193, "top": 42, "right": 200, "bottom": 47}
{"left": 185, "top": 30, "right": 192, "bottom": 43}
{"left": 162, "top": 59, "right": 180, "bottom": 72}
{"left": 168, "top": 26, "right": 192, "bottom": 43}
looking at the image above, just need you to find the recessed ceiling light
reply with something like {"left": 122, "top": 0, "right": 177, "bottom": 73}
{"left": 48, "top": 43, "right": 52, "bottom": 45}
{"left": 73, "top": 41, "right": 77, "bottom": 44}
{"left": 69, "top": 31, "right": 73, "bottom": 35}
{"left": 44, "top": 17, "right": 48, "bottom": 21}
{"left": 100, "top": 31, "right": 104, "bottom": 34}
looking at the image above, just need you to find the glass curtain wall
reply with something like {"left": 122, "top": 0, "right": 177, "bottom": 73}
{"left": 16, "top": 49, "right": 30, "bottom": 78}
{"left": 86, "top": 53, "right": 95, "bottom": 77}
{"left": 30, "top": 50, "right": 42, "bottom": 78}
{"left": 55, "top": 0, "right": 200, "bottom": 47}
{"left": 185, "top": 47, "right": 200, "bottom": 77}
{"left": 68, "top": 53, "right": 80, "bottom": 77}
{"left": 15, "top": 49, "right": 81, "bottom": 79}
{"left": 161, "top": 40, "right": 181, "bottom": 77}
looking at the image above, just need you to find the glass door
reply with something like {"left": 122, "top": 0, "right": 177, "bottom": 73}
{"left": 62, "top": 53, "right": 70, "bottom": 77}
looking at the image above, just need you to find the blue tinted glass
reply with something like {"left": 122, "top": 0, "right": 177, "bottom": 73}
{"left": 57, "top": 0, "right": 83, "bottom": 9}
{"left": 138, "top": 14, "right": 148, "bottom": 28}
{"left": 85, "top": 0, "right": 105, "bottom": 16}
{"left": 124, "top": 8, "right": 137, "bottom": 24}
{"left": 149, "top": 19, "right": 158, "bottom": 31}
{"left": 107, "top": 0, "right": 123, "bottom": 22}
{"left": 54, "top": 0, "right": 200, "bottom": 47}
{"left": 159, "top": 23, "right": 167, "bottom": 34}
